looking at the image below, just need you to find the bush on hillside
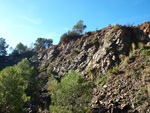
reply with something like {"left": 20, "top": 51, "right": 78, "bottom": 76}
{"left": 60, "top": 33, "right": 68, "bottom": 42}
{"left": 60, "top": 20, "right": 86, "bottom": 43}
{"left": 50, "top": 70, "right": 93, "bottom": 113}
{"left": 60, "top": 31, "right": 81, "bottom": 42}
{"left": 0, "top": 58, "right": 37, "bottom": 113}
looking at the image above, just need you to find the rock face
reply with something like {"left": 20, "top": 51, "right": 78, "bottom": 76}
{"left": 38, "top": 23, "right": 149, "bottom": 76}
{"left": 92, "top": 76, "right": 148, "bottom": 113}
{"left": 34, "top": 22, "right": 150, "bottom": 112}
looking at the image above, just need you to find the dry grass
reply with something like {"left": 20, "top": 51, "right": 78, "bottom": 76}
{"left": 145, "top": 67, "right": 150, "bottom": 74}
{"left": 38, "top": 107, "right": 42, "bottom": 113}
{"left": 132, "top": 42, "right": 136, "bottom": 54}
{"left": 129, "top": 51, "right": 133, "bottom": 58}
{"left": 147, "top": 83, "right": 150, "bottom": 96}
{"left": 124, "top": 56, "right": 130, "bottom": 64}
{"left": 138, "top": 42, "right": 144, "bottom": 49}
{"left": 119, "top": 54, "right": 124, "bottom": 61}
{"left": 119, "top": 54, "right": 130, "bottom": 64}
{"left": 142, "top": 74, "right": 145, "bottom": 82}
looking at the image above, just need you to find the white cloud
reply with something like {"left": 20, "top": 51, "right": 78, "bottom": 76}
{"left": 16, "top": 25, "right": 40, "bottom": 31}
{"left": 23, "top": 16, "right": 42, "bottom": 25}
{"left": 64, "top": 27, "right": 70, "bottom": 31}
{"left": 45, "top": 32, "right": 57, "bottom": 38}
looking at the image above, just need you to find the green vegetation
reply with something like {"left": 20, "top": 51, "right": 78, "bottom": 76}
{"left": 91, "top": 37, "right": 98, "bottom": 44}
{"left": 0, "top": 58, "right": 37, "bottom": 113}
{"left": 47, "top": 67, "right": 61, "bottom": 83}
{"left": 96, "top": 74, "right": 106, "bottom": 86}
{"left": 72, "top": 20, "right": 87, "bottom": 35}
{"left": 129, "top": 69, "right": 136, "bottom": 77}
{"left": 0, "top": 38, "right": 9, "bottom": 56}
{"left": 34, "top": 37, "right": 53, "bottom": 49}
{"left": 107, "top": 34, "right": 113, "bottom": 41}
{"left": 39, "top": 64, "right": 47, "bottom": 72}
{"left": 139, "top": 62, "right": 145, "bottom": 68}
{"left": 105, "top": 47, "right": 111, "bottom": 51}
{"left": 60, "top": 33, "right": 68, "bottom": 42}
{"left": 139, "top": 58, "right": 149, "bottom": 68}
{"left": 113, "top": 24, "right": 121, "bottom": 31}
{"left": 1, "top": 20, "right": 150, "bottom": 112}
{"left": 71, "top": 48, "right": 78, "bottom": 54}
{"left": 50, "top": 70, "right": 92, "bottom": 113}
{"left": 60, "top": 20, "right": 86, "bottom": 42}
{"left": 60, "top": 31, "right": 81, "bottom": 42}
{"left": 138, "top": 42, "right": 144, "bottom": 49}
{"left": 0, "top": 66, "right": 29, "bottom": 113}
{"left": 108, "top": 64, "right": 119, "bottom": 74}
{"left": 139, "top": 48, "right": 150, "bottom": 55}
{"left": 29, "top": 55, "right": 36, "bottom": 61}
{"left": 11, "top": 42, "right": 29, "bottom": 55}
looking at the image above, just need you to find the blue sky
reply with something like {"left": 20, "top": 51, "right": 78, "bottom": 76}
{"left": 0, "top": 0, "right": 150, "bottom": 48}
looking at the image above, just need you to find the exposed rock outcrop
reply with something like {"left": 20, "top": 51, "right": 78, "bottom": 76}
{"left": 32, "top": 22, "right": 150, "bottom": 112}
{"left": 38, "top": 23, "right": 150, "bottom": 76}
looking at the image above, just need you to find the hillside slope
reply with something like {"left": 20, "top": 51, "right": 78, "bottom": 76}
{"left": 31, "top": 22, "right": 150, "bottom": 113}
{"left": 0, "top": 22, "right": 147, "bottom": 112}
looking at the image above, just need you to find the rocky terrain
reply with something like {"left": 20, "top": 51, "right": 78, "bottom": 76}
{"left": 1, "top": 22, "right": 150, "bottom": 112}
{"left": 32, "top": 22, "right": 150, "bottom": 113}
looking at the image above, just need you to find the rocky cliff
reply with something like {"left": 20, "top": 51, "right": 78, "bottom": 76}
{"left": 31, "top": 22, "right": 150, "bottom": 112}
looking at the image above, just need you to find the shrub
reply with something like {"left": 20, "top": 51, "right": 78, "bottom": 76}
{"left": 108, "top": 64, "right": 119, "bottom": 74}
{"left": 139, "top": 48, "right": 150, "bottom": 55}
{"left": 60, "top": 31, "right": 80, "bottom": 43}
{"left": 68, "top": 30, "right": 80, "bottom": 37}
{"left": 50, "top": 70, "right": 93, "bottom": 113}
{"left": 29, "top": 55, "right": 36, "bottom": 61}
{"left": 39, "top": 64, "right": 46, "bottom": 72}
{"left": 60, "top": 33, "right": 68, "bottom": 42}
{"left": 113, "top": 24, "right": 121, "bottom": 31}
{"left": 107, "top": 34, "right": 113, "bottom": 41}
{"left": 91, "top": 37, "right": 98, "bottom": 44}
{"left": 129, "top": 69, "right": 136, "bottom": 77}
{"left": 60, "top": 20, "right": 86, "bottom": 43}
{"left": 0, "top": 66, "right": 29, "bottom": 113}
{"left": 96, "top": 74, "right": 106, "bottom": 86}
{"left": 0, "top": 58, "right": 37, "bottom": 113}
{"left": 71, "top": 48, "right": 78, "bottom": 54}
{"left": 105, "top": 47, "right": 111, "bottom": 51}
